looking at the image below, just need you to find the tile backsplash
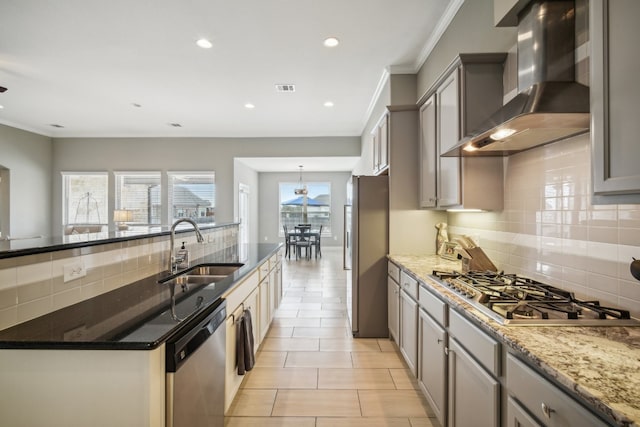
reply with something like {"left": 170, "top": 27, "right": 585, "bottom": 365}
{"left": 0, "top": 224, "right": 238, "bottom": 331}
{"left": 449, "top": 134, "right": 640, "bottom": 317}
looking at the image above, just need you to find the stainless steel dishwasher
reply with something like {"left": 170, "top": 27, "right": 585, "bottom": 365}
{"left": 166, "top": 298, "right": 226, "bottom": 427}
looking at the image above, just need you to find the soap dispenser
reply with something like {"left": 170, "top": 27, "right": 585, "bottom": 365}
{"left": 177, "top": 242, "right": 189, "bottom": 269}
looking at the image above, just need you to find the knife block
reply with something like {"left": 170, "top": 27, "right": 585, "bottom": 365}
{"left": 458, "top": 247, "right": 497, "bottom": 272}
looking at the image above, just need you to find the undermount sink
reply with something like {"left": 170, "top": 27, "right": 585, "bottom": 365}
{"left": 171, "top": 274, "right": 227, "bottom": 286}
{"left": 160, "top": 263, "right": 244, "bottom": 287}
{"left": 187, "top": 264, "right": 244, "bottom": 277}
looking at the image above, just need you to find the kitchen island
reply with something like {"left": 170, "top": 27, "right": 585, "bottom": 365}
{"left": 0, "top": 241, "right": 282, "bottom": 427}
{"left": 389, "top": 254, "right": 640, "bottom": 427}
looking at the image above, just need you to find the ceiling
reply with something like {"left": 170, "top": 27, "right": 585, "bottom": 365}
{"left": 0, "top": 0, "right": 461, "bottom": 140}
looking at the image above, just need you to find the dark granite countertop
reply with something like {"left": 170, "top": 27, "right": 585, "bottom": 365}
{"left": 0, "top": 243, "right": 281, "bottom": 350}
{"left": 389, "top": 254, "right": 640, "bottom": 427}
{"left": 0, "top": 222, "right": 239, "bottom": 259}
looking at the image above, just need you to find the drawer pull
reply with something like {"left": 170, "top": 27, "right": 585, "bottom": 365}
{"left": 541, "top": 402, "right": 555, "bottom": 419}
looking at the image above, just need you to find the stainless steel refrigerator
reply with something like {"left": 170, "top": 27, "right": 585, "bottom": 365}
{"left": 346, "top": 175, "right": 389, "bottom": 338}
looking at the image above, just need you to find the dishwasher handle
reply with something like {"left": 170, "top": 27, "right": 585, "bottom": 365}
{"left": 166, "top": 299, "right": 227, "bottom": 372}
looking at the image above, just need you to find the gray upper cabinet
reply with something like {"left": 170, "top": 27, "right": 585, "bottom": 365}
{"left": 372, "top": 113, "right": 389, "bottom": 175}
{"left": 419, "top": 94, "right": 437, "bottom": 208}
{"left": 419, "top": 54, "right": 506, "bottom": 211}
{"left": 591, "top": 0, "right": 640, "bottom": 204}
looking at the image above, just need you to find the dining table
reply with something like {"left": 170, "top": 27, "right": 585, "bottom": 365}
{"left": 290, "top": 226, "right": 321, "bottom": 259}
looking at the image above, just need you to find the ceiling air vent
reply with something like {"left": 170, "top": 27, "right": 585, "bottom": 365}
{"left": 275, "top": 84, "right": 296, "bottom": 93}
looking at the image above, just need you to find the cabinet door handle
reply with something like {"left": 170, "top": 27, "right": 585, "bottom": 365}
{"left": 437, "top": 338, "right": 443, "bottom": 344}
{"left": 541, "top": 402, "right": 555, "bottom": 419}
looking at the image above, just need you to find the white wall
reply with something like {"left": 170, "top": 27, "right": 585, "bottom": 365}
{"left": 0, "top": 124, "right": 52, "bottom": 238}
{"left": 258, "top": 171, "right": 352, "bottom": 247}
{"left": 51, "top": 136, "right": 360, "bottom": 236}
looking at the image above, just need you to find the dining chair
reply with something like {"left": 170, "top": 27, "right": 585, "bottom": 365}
{"left": 313, "top": 224, "right": 323, "bottom": 258}
{"left": 283, "top": 225, "right": 290, "bottom": 258}
{"left": 294, "top": 226, "right": 312, "bottom": 260}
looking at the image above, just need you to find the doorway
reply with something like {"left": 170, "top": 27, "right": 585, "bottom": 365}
{"left": 0, "top": 166, "right": 9, "bottom": 239}
{"left": 238, "top": 183, "right": 250, "bottom": 261}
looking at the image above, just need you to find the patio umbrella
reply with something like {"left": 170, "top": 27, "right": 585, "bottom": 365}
{"left": 281, "top": 196, "right": 328, "bottom": 224}
{"left": 281, "top": 196, "right": 328, "bottom": 206}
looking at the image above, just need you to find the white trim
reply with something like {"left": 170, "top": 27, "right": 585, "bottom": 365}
{"left": 360, "top": 68, "right": 390, "bottom": 135}
{"left": 413, "top": 0, "right": 466, "bottom": 73}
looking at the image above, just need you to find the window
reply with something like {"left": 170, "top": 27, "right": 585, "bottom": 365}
{"left": 115, "top": 172, "right": 161, "bottom": 225}
{"left": 168, "top": 172, "right": 215, "bottom": 225}
{"left": 62, "top": 172, "right": 108, "bottom": 226}
{"left": 279, "top": 182, "right": 330, "bottom": 234}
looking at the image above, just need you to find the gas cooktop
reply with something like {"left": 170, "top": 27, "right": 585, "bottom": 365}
{"left": 431, "top": 271, "right": 640, "bottom": 326}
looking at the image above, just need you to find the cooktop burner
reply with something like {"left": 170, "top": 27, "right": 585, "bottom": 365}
{"left": 431, "top": 271, "right": 639, "bottom": 326}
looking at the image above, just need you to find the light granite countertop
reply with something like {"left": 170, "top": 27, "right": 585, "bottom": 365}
{"left": 388, "top": 254, "right": 640, "bottom": 427}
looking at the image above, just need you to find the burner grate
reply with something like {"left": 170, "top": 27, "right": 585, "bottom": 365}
{"left": 431, "top": 270, "right": 636, "bottom": 324}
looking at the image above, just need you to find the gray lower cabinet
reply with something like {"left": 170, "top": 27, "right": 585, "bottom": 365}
{"left": 387, "top": 276, "right": 400, "bottom": 343}
{"left": 418, "top": 307, "right": 447, "bottom": 426}
{"left": 591, "top": 0, "right": 640, "bottom": 204}
{"left": 448, "top": 309, "right": 501, "bottom": 427}
{"left": 399, "top": 289, "right": 418, "bottom": 375}
{"left": 506, "top": 396, "right": 543, "bottom": 427}
{"left": 506, "top": 354, "right": 609, "bottom": 427}
{"left": 448, "top": 338, "right": 500, "bottom": 427}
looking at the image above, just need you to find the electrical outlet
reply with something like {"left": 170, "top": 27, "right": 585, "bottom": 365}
{"left": 63, "top": 325, "right": 88, "bottom": 341}
{"left": 63, "top": 260, "right": 86, "bottom": 282}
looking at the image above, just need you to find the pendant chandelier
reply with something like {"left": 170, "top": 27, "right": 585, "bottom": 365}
{"left": 294, "top": 165, "right": 308, "bottom": 195}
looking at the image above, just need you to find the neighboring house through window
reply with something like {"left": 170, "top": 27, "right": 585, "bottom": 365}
{"left": 115, "top": 172, "right": 161, "bottom": 225}
{"left": 168, "top": 172, "right": 216, "bottom": 225}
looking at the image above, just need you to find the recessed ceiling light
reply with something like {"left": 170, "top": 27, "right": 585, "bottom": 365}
{"left": 196, "top": 38, "right": 213, "bottom": 49}
{"left": 244, "top": 103, "right": 255, "bottom": 109}
{"left": 323, "top": 37, "right": 340, "bottom": 47}
{"left": 0, "top": 105, "right": 4, "bottom": 109}
{"left": 324, "top": 101, "right": 334, "bottom": 107}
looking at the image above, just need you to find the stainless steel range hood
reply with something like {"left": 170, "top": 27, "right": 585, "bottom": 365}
{"left": 443, "top": 0, "right": 589, "bottom": 157}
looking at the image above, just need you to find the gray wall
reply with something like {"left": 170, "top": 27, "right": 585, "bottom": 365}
{"left": 417, "top": 0, "right": 516, "bottom": 100}
{"left": 51, "top": 136, "right": 360, "bottom": 238}
{"left": 258, "top": 171, "right": 352, "bottom": 248}
{"left": 0, "top": 124, "right": 52, "bottom": 238}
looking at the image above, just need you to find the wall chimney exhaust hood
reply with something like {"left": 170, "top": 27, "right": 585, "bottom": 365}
{"left": 442, "top": 0, "right": 589, "bottom": 157}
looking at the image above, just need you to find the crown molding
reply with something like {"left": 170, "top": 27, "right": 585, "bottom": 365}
{"left": 360, "top": 68, "right": 390, "bottom": 135}
{"left": 412, "top": 0, "right": 465, "bottom": 73}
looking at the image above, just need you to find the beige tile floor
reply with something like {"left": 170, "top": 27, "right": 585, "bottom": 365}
{"left": 225, "top": 247, "right": 440, "bottom": 427}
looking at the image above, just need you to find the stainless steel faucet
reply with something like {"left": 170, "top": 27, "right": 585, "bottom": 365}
{"left": 169, "top": 218, "right": 205, "bottom": 273}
